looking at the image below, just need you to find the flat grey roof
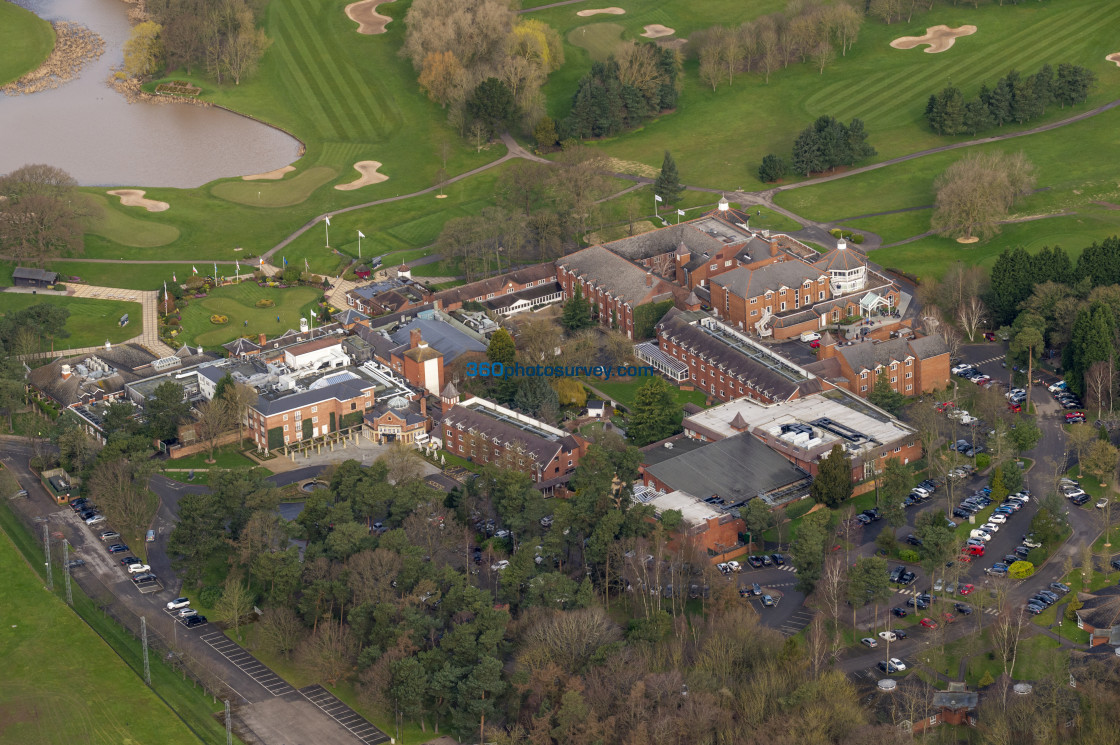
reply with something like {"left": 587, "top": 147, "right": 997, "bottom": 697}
{"left": 645, "top": 432, "right": 807, "bottom": 503}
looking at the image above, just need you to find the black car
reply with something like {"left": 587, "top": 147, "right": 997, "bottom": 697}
{"left": 79, "top": 510, "right": 98, "bottom": 520}
{"left": 890, "top": 565, "right": 905, "bottom": 583}
{"left": 1050, "top": 583, "right": 1071, "bottom": 595}
{"left": 856, "top": 514, "right": 872, "bottom": 525}
{"left": 905, "top": 535, "right": 923, "bottom": 546}
{"left": 119, "top": 556, "right": 140, "bottom": 565}
{"left": 106, "top": 544, "right": 129, "bottom": 553}
{"left": 184, "top": 615, "right": 207, "bottom": 627}
{"left": 1072, "top": 494, "right": 1091, "bottom": 506}
{"left": 900, "top": 571, "right": 917, "bottom": 585}
{"left": 1003, "top": 554, "right": 1020, "bottom": 565}
{"left": 69, "top": 499, "right": 89, "bottom": 512}
{"left": 771, "top": 553, "right": 785, "bottom": 566}
{"left": 891, "top": 607, "right": 908, "bottom": 618}
{"left": 1014, "top": 546, "right": 1032, "bottom": 558}
{"left": 906, "top": 597, "right": 929, "bottom": 609}
{"left": 918, "top": 480, "right": 937, "bottom": 491}
{"left": 1037, "top": 590, "right": 1060, "bottom": 603}
{"left": 760, "top": 555, "right": 773, "bottom": 567}
{"left": 1030, "top": 594, "right": 1053, "bottom": 607}
{"left": 65, "top": 559, "right": 85, "bottom": 569}
{"left": 1026, "top": 603, "right": 1046, "bottom": 615}
{"left": 747, "top": 555, "right": 764, "bottom": 569}
{"left": 952, "top": 508, "right": 970, "bottom": 519}
{"left": 954, "top": 603, "right": 973, "bottom": 615}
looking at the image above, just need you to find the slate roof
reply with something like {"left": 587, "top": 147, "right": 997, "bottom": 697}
{"left": 557, "top": 245, "right": 676, "bottom": 306}
{"left": 431, "top": 263, "right": 556, "bottom": 307}
{"left": 657, "top": 309, "right": 812, "bottom": 401}
{"left": 223, "top": 337, "right": 261, "bottom": 355}
{"left": 390, "top": 319, "right": 485, "bottom": 363}
{"left": 333, "top": 309, "right": 369, "bottom": 325}
{"left": 711, "top": 260, "right": 825, "bottom": 298}
{"left": 442, "top": 404, "right": 564, "bottom": 466}
{"left": 28, "top": 344, "right": 158, "bottom": 408}
{"left": 813, "top": 245, "right": 866, "bottom": 272}
{"left": 1075, "top": 586, "right": 1120, "bottom": 631}
{"left": 836, "top": 335, "right": 949, "bottom": 373}
{"left": 253, "top": 378, "right": 374, "bottom": 417}
{"left": 13, "top": 267, "right": 58, "bottom": 282}
{"left": 440, "top": 381, "right": 459, "bottom": 399}
{"left": 603, "top": 224, "right": 727, "bottom": 263}
{"left": 366, "top": 399, "right": 427, "bottom": 427}
{"left": 644, "top": 432, "right": 807, "bottom": 504}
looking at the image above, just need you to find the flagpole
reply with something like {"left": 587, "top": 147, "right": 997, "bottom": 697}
{"left": 357, "top": 231, "right": 362, "bottom": 259}
{"left": 325, "top": 216, "right": 330, "bottom": 248}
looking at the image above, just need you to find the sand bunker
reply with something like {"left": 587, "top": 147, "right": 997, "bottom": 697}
{"left": 1107, "top": 53, "right": 1120, "bottom": 67}
{"left": 242, "top": 165, "right": 296, "bottom": 181}
{"left": 334, "top": 161, "right": 388, "bottom": 191}
{"left": 956, "top": 236, "right": 979, "bottom": 244}
{"left": 107, "top": 189, "right": 169, "bottom": 212}
{"left": 890, "top": 25, "right": 976, "bottom": 54}
{"left": 576, "top": 7, "right": 624, "bottom": 16}
{"left": 345, "top": 0, "right": 391, "bottom": 34}
{"left": 641, "top": 24, "right": 675, "bottom": 39}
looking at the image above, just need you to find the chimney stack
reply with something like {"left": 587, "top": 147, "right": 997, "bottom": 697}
{"left": 258, "top": 333, "right": 267, "bottom": 345}
{"left": 410, "top": 328, "right": 422, "bottom": 349}
{"left": 646, "top": 271, "right": 653, "bottom": 287}
{"left": 61, "top": 364, "right": 72, "bottom": 381}
{"left": 419, "top": 396, "right": 427, "bottom": 417}
{"left": 769, "top": 238, "right": 780, "bottom": 258}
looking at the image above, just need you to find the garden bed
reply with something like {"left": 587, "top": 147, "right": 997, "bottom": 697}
{"left": 154, "top": 80, "right": 200, "bottom": 97}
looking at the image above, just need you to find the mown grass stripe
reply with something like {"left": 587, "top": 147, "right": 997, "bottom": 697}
{"left": 269, "top": 5, "right": 344, "bottom": 139}
{"left": 275, "top": 1, "right": 361, "bottom": 138}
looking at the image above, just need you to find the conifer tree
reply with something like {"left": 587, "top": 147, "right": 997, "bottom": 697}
{"left": 653, "top": 151, "right": 684, "bottom": 205}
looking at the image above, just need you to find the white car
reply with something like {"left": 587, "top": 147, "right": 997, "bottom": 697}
{"left": 1064, "top": 489, "right": 1087, "bottom": 500}
{"left": 1049, "top": 381, "right": 1068, "bottom": 394}
{"left": 490, "top": 560, "right": 510, "bottom": 571}
{"left": 1097, "top": 498, "right": 1110, "bottom": 509}
{"left": 85, "top": 514, "right": 106, "bottom": 525}
{"left": 1010, "top": 493, "right": 1030, "bottom": 503}
{"left": 127, "top": 563, "right": 152, "bottom": 574}
{"left": 726, "top": 560, "right": 741, "bottom": 572}
{"left": 988, "top": 514, "right": 1008, "bottom": 524}
{"left": 951, "top": 364, "right": 971, "bottom": 374}
{"left": 800, "top": 332, "right": 822, "bottom": 343}
{"left": 969, "top": 530, "right": 992, "bottom": 542}
{"left": 980, "top": 522, "right": 1000, "bottom": 533}
{"left": 166, "top": 597, "right": 190, "bottom": 610}
{"left": 889, "top": 657, "right": 907, "bottom": 671}
{"left": 1022, "top": 538, "right": 1042, "bottom": 549}
{"left": 878, "top": 631, "right": 898, "bottom": 642}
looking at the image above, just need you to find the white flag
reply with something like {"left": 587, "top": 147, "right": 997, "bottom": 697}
{"left": 192, "top": 266, "right": 198, "bottom": 275}
{"left": 654, "top": 195, "right": 663, "bottom": 202}
{"left": 357, "top": 230, "right": 365, "bottom": 238}
{"left": 325, "top": 216, "right": 331, "bottom": 226}
{"left": 677, "top": 209, "right": 685, "bottom": 216}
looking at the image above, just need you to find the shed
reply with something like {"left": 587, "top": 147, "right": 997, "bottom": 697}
{"left": 13, "top": 267, "right": 59, "bottom": 288}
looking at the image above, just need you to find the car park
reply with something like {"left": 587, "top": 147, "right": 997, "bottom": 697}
{"left": 167, "top": 597, "right": 190, "bottom": 610}
{"left": 99, "top": 531, "right": 120, "bottom": 541}
{"left": 920, "top": 618, "right": 939, "bottom": 629}
{"left": 861, "top": 637, "right": 879, "bottom": 648}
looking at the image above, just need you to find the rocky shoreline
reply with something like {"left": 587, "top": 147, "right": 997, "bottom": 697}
{"left": 1, "top": 21, "right": 105, "bottom": 96}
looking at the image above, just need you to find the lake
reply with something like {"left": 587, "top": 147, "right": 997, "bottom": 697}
{"left": 1, "top": 0, "right": 301, "bottom": 187}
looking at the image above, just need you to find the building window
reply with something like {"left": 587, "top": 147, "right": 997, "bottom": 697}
{"left": 283, "top": 414, "right": 288, "bottom": 421}
{"left": 861, "top": 385, "right": 867, "bottom": 392}
{"left": 890, "top": 377, "right": 897, "bottom": 383}
{"left": 780, "top": 302, "right": 786, "bottom": 311}
{"left": 283, "top": 424, "right": 289, "bottom": 431}
{"left": 905, "top": 372, "right": 913, "bottom": 379}
{"left": 568, "top": 460, "right": 573, "bottom": 466}
{"left": 894, "top": 446, "right": 902, "bottom": 453}
{"left": 906, "top": 384, "right": 913, "bottom": 391}
{"left": 860, "top": 371, "right": 867, "bottom": 379}
{"left": 351, "top": 403, "right": 357, "bottom": 410}
{"left": 751, "top": 310, "right": 758, "bottom": 317}
{"left": 710, "top": 264, "right": 717, "bottom": 271}
{"left": 311, "top": 406, "right": 318, "bottom": 413}
{"left": 750, "top": 297, "right": 757, "bottom": 304}
{"left": 906, "top": 359, "right": 913, "bottom": 366}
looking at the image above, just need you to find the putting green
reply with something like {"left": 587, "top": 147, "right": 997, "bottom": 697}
{"left": 210, "top": 166, "right": 338, "bottom": 207}
{"left": 178, "top": 283, "right": 322, "bottom": 347}
{"left": 82, "top": 193, "right": 180, "bottom": 247}
{"left": 567, "top": 23, "right": 625, "bottom": 62}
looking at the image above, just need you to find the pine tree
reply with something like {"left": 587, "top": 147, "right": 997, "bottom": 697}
{"left": 987, "top": 247, "right": 1034, "bottom": 325}
{"left": 486, "top": 328, "right": 516, "bottom": 365}
{"left": 561, "top": 285, "right": 593, "bottom": 331}
{"left": 654, "top": 150, "right": 684, "bottom": 205}
{"left": 962, "top": 97, "right": 993, "bottom": 135}
{"left": 810, "top": 444, "right": 853, "bottom": 508}
{"left": 1032, "top": 63, "right": 1055, "bottom": 115}
{"left": 846, "top": 118, "right": 876, "bottom": 161}
{"left": 627, "top": 377, "right": 682, "bottom": 446}
{"left": 987, "top": 77, "right": 1012, "bottom": 126}
{"left": 758, "top": 154, "right": 787, "bottom": 183}
{"left": 925, "top": 93, "right": 943, "bottom": 134}
{"left": 940, "top": 86, "right": 966, "bottom": 135}
{"left": 1008, "top": 70, "right": 1037, "bottom": 124}
{"left": 791, "top": 128, "right": 825, "bottom": 176}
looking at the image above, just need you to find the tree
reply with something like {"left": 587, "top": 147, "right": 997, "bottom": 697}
{"left": 0, "top": 164, "right": 94, "bottom": 264}
{"left": 195, "top": 397, "right": 234, "bottom": 463}
{"left": 791, "top": 127, "right": 825, "bottom": 176}
{"left": 812, "top": 41, "right": 835, "bottom": 74}
{"left": 1054, "top": 63, "right": 1096, "bottom": 108}
{"left": 653, "top": 151, "right": 684, "bottom": 205}
{"left": 88, "top": 458, "right": 156, "bottom": 541}
{"left": 390, "top": 657, "right": 430, "bottom": 731}
{"left": 742, "top": 498, "right": 774, "bottom": 546}
{"left": 219, "top": 379, "right": 257, "bottom": 444}
{"left": 418, "top": 51, "right": 465, "bottom": 108}
{"left": 122, "top": 21, "right": 164, "bottom": 78}
{"left": 757, "top": 154, "right": 786, "bottom": 183}
{"left": 297, "top": 618, "right": 356, "bottom": 686}
{"left": 869, "top": 376, "right": 905, "bottom": 415}
{"left": 486, "top": 328, "right": 516, "bottom": 366}
{"left": 146, "top": 380, "right": 191, "bottom": 441}
{"left": 1069, "top": 423, "right": 1097, "bottom": 466}
{"left": 847, "top": 556, "right": 891, "bottom": 627}
{"left": 915, "top": 510, "right": 956, "bottom": 578}
{"left": 931, "top": 151, "right": 1036, "bottom": 241}
{"left": 214, "top": 576, "right": 254, "bottom": 641}
{"left": 223, "top": 22, "right": 271, "bottom": 85}
{"left": 1010, "top": 325, "right": 1043, "bottom": 410}
{"left": 532, "top": 116, "right": 558, "bottom": 150}
{"left": 810, "top": 444, "right": 852, "bottom": 508}
{"left": 880, "top": 459, "right": 912, "bottom": 527}
{"left": 988, "top": 247, "right": 1035, "bottom": 326}
{"left": 957, "top": 296, "right": 989, "bottom": 342}
{"left": 1082, "top": 440, "right": 1119, "bottom": 486}
{"left": 466, "top": 78, "right": 517, "bottom": 138}
{"left": 167, "top": 493, "right": 226, "bottom": 586}
{"left": 1007, "top": 419, "right": 1042, "bottom": 456}
{"left": 0, "top": 379, "right": 24, "bottom": 433}
{"left": 626, "top": 377, "right": 681, "bottom": 446}
{"left": 791, "top": 510, "right": 829, "bottom": 593}
{"left": 257, "top": 605, "right": 306, "bottom": 659}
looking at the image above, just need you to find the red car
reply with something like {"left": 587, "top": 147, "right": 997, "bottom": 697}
{"left": 956, "top": 554, "right": 972, "bottom": 563}
{"left": 942, "top": 612, "right": 956, "bottom": 624}
{"left": 963, "top": 545, "right": 985, "bottom": 557}
{"left": 984, "top": 332, "right": 997, "bottom": 342}
{"left": 921, "top": 618, "right": 939, "bottom": 629}
{"left": 1008, "top": 403, "right": 1021, "bottom": 413}
{"left": 1065, "top": 412, "right": 1085, "bottom": 421}
{"left": 958, "top": 584, "right": 975, "bottom": 596}
{"left": 809, "top": 339, "right": 821, "bottom": 349}
{"left": 936, "top": 402, "right": 956, "bottom": 413}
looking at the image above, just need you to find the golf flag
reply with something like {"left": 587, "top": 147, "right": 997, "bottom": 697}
{"left": 283, "top": 256, "right": 288, "bottom": 266}
{"left": 192, "top": 266, "right": 198, "bottom": 275}
{"left": 259, "top": 257, "right": 264, "bottom": 268}
{"left": 677, "top": 209, "right": 685, "bottom": 216}
{"left": 325, "top": 216, "right": 331, "bottom": 226}
{"left": 357, "top": 230, "right": 365, "bottom": 238}
{"left": 213, "top": 261, "right": 217, "bottom": 279}
{"left": 172, "top": 272, "right": 177, "bottom": 283}
{"left": 654, "top": 194, "right": 663, "bottom": 202}
{"left": 235, "top": 260, "right": 240, "bottom": 275}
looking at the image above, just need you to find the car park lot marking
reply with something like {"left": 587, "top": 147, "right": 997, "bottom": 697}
{"left": 779, "top": 608, "right": 815, "bottom": 636}
{"left": 199, "top": 631, "right": 295, "bottom": 697}
{"left": 300, "top": 685, "right": 390, "bottom": 745}
{"left": 777, "top": 565, "right": 798, "bottom": 573}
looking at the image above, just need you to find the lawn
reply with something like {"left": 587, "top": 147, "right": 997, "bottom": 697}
{"left": 210, "top": 166, "right": 339, "bottom": 208}
{"left": 0, "top": 293, "right": 143, "bottom": 351}
{"left": 0, "top": 528, "right": 200, "bottom": 745}
{"left": 537, "top": 0, "right": 1120, "bottom": 192}
{"left": 586, "top": 378, "right": 709, "bottom": 410}
{"left": 165, "top": 441, "right": 261, "bottom": 470}
{"left": 82, "top": 193, "right": 181, "bottom": 248}
{"left": 47, "top": 261, "right": 202, "bottom": 291}
{"left": 177, "top": 282, "right": 322, "bottom": 348}
{"left": 0, "top": 0, "right": 54, "bottom": 86}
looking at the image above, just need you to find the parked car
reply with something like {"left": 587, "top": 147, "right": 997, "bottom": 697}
{"left": 1049, "top": 583, "right": 1070, "bottom": 595}
{"left": 184, "top": 615, "right": 207, "bottom": 628}
{"left": 760, "top": 555, "right": 773, "bottom": 567}
{"left": 890, "top": 565, "right": 905, "bottom": 583}
{"left": 933, "top": 578, "right": 944, "bottom": 592}
{"left": 761, "top": 594, "right": 776, "bottom": 607}
{"left": 167, "top": 597, "right": 190, "bottom": 610}
{"left": 127, "top": 563, "right": 152, "bottom": 574}
{"left": 1097, "top": 498, "right": 1111, "bottom": 509}
{"left": 178, "top": 607, "right": 198, "bottom": 618}
{"left": 99, "top": 531, "right": 120, "bottom": 541}
{"left": 988, "top": 514, "right": 1007, "bottom": 524}
{"left": 1022, "top": 537, "right": 1042, "bottom": 549}
{"left": 906, "top": 597, "right": 929, "bottom": 610}
{"left": 891, "top": 607, "right": 908, "bottom": 618}
{"left": 920, "top": 618, "right": 939, "bottom": 629}
{"left": 771, "top": 553, "right": 785, "bottom": 566}
{"left": 132, "top": 573, "right": 157, "bottom": 582}
{"left": 954, "top": 603, "right": 973, "bottom": 615}
{"left": 980, "top": 522, "right": 1001, "bottom": 533}
{"left": 491, "top": 560, "right": 510, "bottom": 571}
{"left": 878, "top": 631, "right": 898, "bottom": 642}
{"left": 801, "top": 332, "right": 822, "bottom": 343}
{"left": 65, "top": 559, "right": 86, "bottom": 569}
{"left": 888, "top": 657, "right": 907, "bottom": 671}
{"left": 1071, "top": 494, "right": 1091, "bottom": 506}
{"left": 84, "top": 514, "right": 106, "bottom": 525}
{"left": 107, "top": 544, "right": 129, "bottom": 553}
{"left": 905, "top": 535, "right": 923, "bottom": 546}
{"left": 747, "top": 555, "right": 763, "bottom": 568}
{"left": 959, "top": 584, "right": 975, "bottom": 595}
{"left": 861, "top": 637, "right": 879, "bottom": 648}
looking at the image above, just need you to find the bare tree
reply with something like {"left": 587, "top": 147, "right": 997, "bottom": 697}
{"left": 88, "top": 458, "right": 156, "bottom": 542}
{"left": 297, "top": 618, "right": 357, "bottom": 686}
{"left": 990, "top": 609, "right": 1028, "bottom": 698}
{"left": 812, "top": 40, "right": 835, "bottom": 74}
{"left": 378, "top": 441, "right": 427, "bottom": 485}
{"left": 214, "top": 575, "right": 254, "bottom": 641}
{"left": 256, "top": 605, "right": 306, "bottom": 659}
{"left": 957, "top": 295, "right": 989, "bottom": 342}
{"left": 0, "top": 163, "right": 96, "bottom": 264}
{"left": 932, "top": 151, "right": 1036, "bottom": 242}
{"left": 194, "top": 397, "right": 234, "bottom": 464}
{"left": 221, "top": 381, "right": 257, "bottom": 445}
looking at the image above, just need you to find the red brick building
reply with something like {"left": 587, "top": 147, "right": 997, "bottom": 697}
{"left": 247, "top": 377, "right": 377, "bottom": 451}
{"left": 432, "top": 263, "right": 558, "bottom": 312}
{"left": 812, "top": 334, "right": 950, "bottom": 398}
